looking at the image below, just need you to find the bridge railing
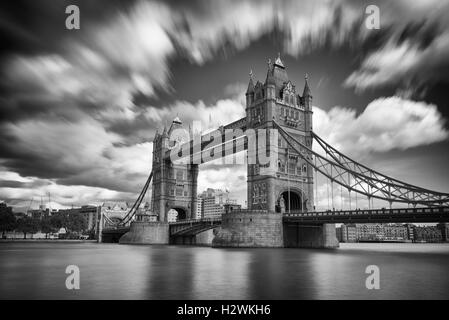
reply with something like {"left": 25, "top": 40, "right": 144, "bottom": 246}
{"left": 283, "top": 206, "right": 449, "bottom": 217}
{"left": 228, "top": 209, "right": 270, "bottom": 214}
{"left": 169, "top": 217, "right": 222, "bottom": 225}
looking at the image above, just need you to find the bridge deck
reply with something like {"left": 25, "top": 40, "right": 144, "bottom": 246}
{"left": 283, "top": 206, "right": 449, "bottom": 224}
{"left": 102, "top": 207, "right": 449, "bottom": 236}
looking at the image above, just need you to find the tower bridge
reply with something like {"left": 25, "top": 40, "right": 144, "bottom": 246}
{"left": 102, "top": 54, "right": 449, "bottom": 247}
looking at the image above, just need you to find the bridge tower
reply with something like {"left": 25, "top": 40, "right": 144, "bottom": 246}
{"left": 246, "top": 54, "right": 314, "bottom": 214}
{"left": 151, "top": 117, "right": 199, "bottom": 222}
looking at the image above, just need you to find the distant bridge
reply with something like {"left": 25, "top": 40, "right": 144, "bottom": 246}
{"left": 101, "top": 207, "right": 449, "bottom": 243}
{"left": 102, "top": 217, "right": 221, "bottom": 243}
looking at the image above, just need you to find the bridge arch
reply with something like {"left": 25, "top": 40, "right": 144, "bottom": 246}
{"left": 277, "top": 188, "right": 307, "bottom": 213}
{"left": 109, "top": 216, "right": 123, "bottom": 224}
{"left": 169, "top": 207, "right": 188, "bottom": 221}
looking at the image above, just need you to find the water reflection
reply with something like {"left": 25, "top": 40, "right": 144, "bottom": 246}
{"left": 191, "top": 248, "right": 250, "bottom": 299}
{"left": 0, "top": 243, "right": 448, "bottom": 299}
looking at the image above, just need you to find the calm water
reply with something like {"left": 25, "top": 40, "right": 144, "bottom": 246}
{"left": 0, "top": 242, "right": 448, "bottom": 299}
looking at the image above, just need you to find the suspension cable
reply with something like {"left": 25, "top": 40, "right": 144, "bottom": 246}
{"left": 315, "top": 156, "right": 318, "bottom": 211}
{"left": 331, "top": 167, "right": 335, "bottom": 211}
{"left": 340, "top": 183, "right": 343, "bottom": 211}
{"left": 119, "top": 170, "right": 153, "bottom": 225}
{"left": 273, "top": 120, "right": 449, "bottom": 206}
{"left": 348, "top": 172, "right": 351, "bottom": 210}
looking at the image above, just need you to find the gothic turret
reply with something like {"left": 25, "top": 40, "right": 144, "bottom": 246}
{"left": 265, "top": 53, "right": 289, "bottom": 99}
{"left": 265, "top": 59, "right": 275, "bottom": 86}
{"left": 303, "top": 73, "right": 312, "bottom": 99}
{"left": 303, "top": 74, "right": 313, "bottom": 134}
{"left": 246, "top": 70, "right": 255, "bottom": 108}
{"left": 274, "top": 52, "right": 285, "bottom": 68}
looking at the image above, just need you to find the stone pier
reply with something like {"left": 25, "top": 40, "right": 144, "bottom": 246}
{"left": 212, "top": 211, "right": 284, "bottom": 247}
{"left": 212, "top": 210, "right": 338, "bottom": 248}
{"left": 283, "top": 223, "right": 339, "bottom": 248}
{"left": 119, "top": 221, "right": 169, "bottom": 244}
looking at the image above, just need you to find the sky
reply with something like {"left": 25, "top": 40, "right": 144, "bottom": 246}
{"left": 1, "top": 0, "right": 449, "bottom": 211}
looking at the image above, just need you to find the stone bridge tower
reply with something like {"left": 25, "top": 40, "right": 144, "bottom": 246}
{"left": 151, "top": 117, "right": 198, "bottom": 222}
{"left": 245, "top": 54, "right": 314, "bottom": 213}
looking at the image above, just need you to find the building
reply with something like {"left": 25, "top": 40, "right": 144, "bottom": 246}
{"left": 101, "top": 201, "right": 129, "bottom": 225}
{"left": 151, "top": 116, "right": 199, "bottom": 221}
{"left": 245, "top": 54, "right": 314, "bottom": 214}
{"left": 57, "top": 205, "right": 98, "bottom": 232}
{"left": 338, "top": 223, "right": 414, "bottom": 242}
{"left": 167, "top": 209, "right": 178, "bottom": 222}
{"left": 200, "top": 188, "right": 238, "bottom": 218}
{"left": 27, "top": 204, "right": 50, "bottom": 219}
{"left": 383, "top": 224, "right": 408, "bottom": 241}
{"left": 339, "top": 224, "right": 357, "bottom": 242}
{"left": 413, "top": 226, "right": 442, "bottom": 243}
{"left": 356, "top": 224, "right": 384, "bottom": 241}
{"left": 437, "top": 223, "right": 449, "bottom": 242}
{"left": 196, "top": 195, "right": 203, "bottom": 219}
{"left": 223, "top": 203, "right": 242, "bottom": 214}
{"left": 405, "top": 223, "right": 415, "bottom": 242}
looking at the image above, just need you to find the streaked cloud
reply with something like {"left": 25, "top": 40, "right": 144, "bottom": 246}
{"left": 1, "top": 0, "right": 449, "bottom": 208}
{"left": 313, "top": 96, "right": 448, "bottom": 158}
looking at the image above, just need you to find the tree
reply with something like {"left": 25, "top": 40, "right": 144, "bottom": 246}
{"left": 0, "top": 210, "right": 16, "bottom": 238}
{"left": 49, "top": 213, "right": 65, "bottom": 230}
{"left": 66, "top": 213, "right": 87, "bottom": 233}
{"left": 40, "top": 216, "right": 57, "bottom": 239}
{"left": 16, "top": 217, "right": 40, "bottom": 239}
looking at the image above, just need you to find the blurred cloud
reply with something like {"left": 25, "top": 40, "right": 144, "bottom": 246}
{"left": 313, "top": 96, "right": 448, "bottom": 158}
{"left": 1, "top": 0, "right": 449, "bottom": 207}
{"left": 345, "top": 1, "right": 449, "bottom": 92}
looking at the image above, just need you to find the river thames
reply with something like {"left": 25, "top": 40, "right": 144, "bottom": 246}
{"left": 0, "top": 242, "right": 448, "bottom": 299}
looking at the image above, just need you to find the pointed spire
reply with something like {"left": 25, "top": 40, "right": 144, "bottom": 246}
{"left": 173, "top": 113, "right": 182, "bottom": 124}
{"left": 266, "top": 58, "right": 275, "bottom": 85}
{"left": 246, "top": 69, "right": 255, "bottom": 94}
{"left": 188, "top": 123, "right": 193, "bottom": 139}
{"left": 303, "top": 73, "right": 312, "bottom": 97}
{"left": 162, "top": 122, "right": 168, "bottom": 137}
{"left": 274, "top": 52, "right": 285, "bottom": 68}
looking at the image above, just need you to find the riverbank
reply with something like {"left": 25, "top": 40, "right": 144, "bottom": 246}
{"left": 0, "top": 239, "right": 97, "bottom": 243}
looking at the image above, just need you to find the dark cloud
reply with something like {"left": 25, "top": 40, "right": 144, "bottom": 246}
{"left": 1, "top": 0, "right": 449, "bottom": 207}
{"left": 0, "top": 179, "right": 51, "bottom": 189}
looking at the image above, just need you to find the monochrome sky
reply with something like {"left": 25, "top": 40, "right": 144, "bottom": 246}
{"left": 1, "top": 0, "right": 449, "bottom": 211}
